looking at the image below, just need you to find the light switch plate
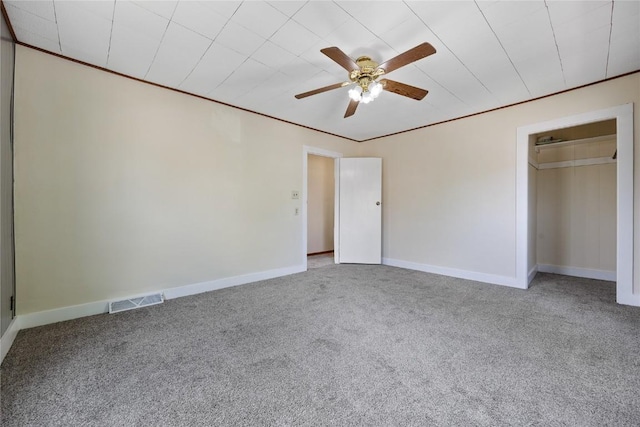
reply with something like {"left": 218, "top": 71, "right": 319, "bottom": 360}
{"left": 291, "top": 190, "right": 299, "bottom": 199}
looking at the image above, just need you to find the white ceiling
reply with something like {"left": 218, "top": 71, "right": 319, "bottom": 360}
{"left": 4, "top": 0, "right": 640, "bottom": 141}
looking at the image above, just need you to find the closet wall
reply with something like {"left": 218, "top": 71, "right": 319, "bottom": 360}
{"left": 534, "top": 120, "right": 617, "bottom": 279}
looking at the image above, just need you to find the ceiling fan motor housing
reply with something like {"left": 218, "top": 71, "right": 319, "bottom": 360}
{"left": 350, "top": 56, "right": 384, "bottom": 92}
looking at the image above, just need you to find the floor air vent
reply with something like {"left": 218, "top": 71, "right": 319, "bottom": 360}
{"left": 109, "top": 293, "right": 164, "bottom": 314}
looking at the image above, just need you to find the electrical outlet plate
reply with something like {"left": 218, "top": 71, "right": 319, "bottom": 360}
{"left": 291, "top": 190, "right": 299, "bottom": 199}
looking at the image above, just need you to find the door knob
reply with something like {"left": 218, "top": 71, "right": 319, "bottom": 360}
{"left": 376, "top": 201, "right": 381, "bottom": 206}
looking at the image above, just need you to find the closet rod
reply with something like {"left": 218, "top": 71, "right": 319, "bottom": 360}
{"left": 535, "top": 134, "right": 616, "bottom": 152}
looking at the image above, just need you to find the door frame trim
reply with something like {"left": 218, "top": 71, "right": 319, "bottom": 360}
{"left": 302, "top": 146, "right": 343, "bottom": 271}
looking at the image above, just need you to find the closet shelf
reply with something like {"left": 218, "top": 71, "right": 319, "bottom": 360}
{"left": 535, "top": 134, "right": 615, "bottom": 152}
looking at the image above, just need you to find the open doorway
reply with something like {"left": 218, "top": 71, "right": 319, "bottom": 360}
{"left": 302, "top": 146, "right": 343, "bottom": 271}
{"left": 516, "top": 104, "right": 635, "bottom": 306}
{"left": 307, "top": 154, "right": 335, "bottom": 269}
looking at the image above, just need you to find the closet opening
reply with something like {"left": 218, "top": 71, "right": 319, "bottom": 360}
{"left": 529, "top": 120, "right": 617, "bottom": 289}
{"left": 517, "top": 104, "right": 634, "bottom": 305}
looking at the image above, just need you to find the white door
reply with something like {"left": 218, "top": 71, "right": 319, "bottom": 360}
{"left": 336, "top": 158, "right": 382, "bottom": 264}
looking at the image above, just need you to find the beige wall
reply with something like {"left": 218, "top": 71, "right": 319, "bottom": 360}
{"left": 360, "top": 73, "right": 639, "bottom": 286}
{"left": 307, "top": 155, "right": 334, "bottom": 254}
{"left": 14, "top": 46, "right": 358, "bottom": 314}
{"left": 359, "top": 114, "right": 517, "bottom": 277}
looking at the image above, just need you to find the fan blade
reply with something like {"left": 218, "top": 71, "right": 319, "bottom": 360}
{"left": 321, "top": 47, "right": 359, "bottom": 72}
{"left": 378, "top": 42, "right": 436, "bottom": 74}
{"left": 295, "top": 82, "right": 351, "bottom": 99}
{"left": 380, "top": 79, "right": 428, "bottom": 100}
{"left": 344, "top": 99, "right": 359, "bottom": 118}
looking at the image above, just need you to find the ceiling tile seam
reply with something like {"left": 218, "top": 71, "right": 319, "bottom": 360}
{"left": 473, "top": 1, "right": 531, "bottom": 97}
{"left": 204, "top": 43, "right": 269, "bottom": 95}
{"left": 286, "top": 23, "right": 388, "bottom": 76}
{"left": 398, "top": 69, "right": 459, "bottom": 118}
{"left": 51, "top": 0, "right": 61, "bottom": 53}
{"left": 412, "top": 67, "right": 466, "bottom": 109}
{"left": 182, "top": 2, "right": 291, "bottom": 91}
{"left": 132, "top": 1, "right": 176, "bottom": 21}
{"left": 176, "top": 0, "right": 247, "bottom": 88}
{"left": 203, "top": 2, "right": 303, "bottom": 96}
{"left": 332, "top": 1, "right": 391, "bottom": 49}
{"left": 105, "top": 0, "right": 116, "bottom": 68}
{"left": 169, "top": 0, "right": 245, "bottom": 43}
{"left": 248, "top": 4, "right": 302, "bottom": 65}
{"left": 262, "top": 3, "right": 337, "bottom": 63}
{"left": 250, "top": 54, "right": 285, "bottom": 73}
{"left": 143, "top": 1, "right": 179, "bottom": 80}
{"left": 174, "top": 33, "right": 216, "bottom": 89}
{"left": 288, "top": 4, "right": 343, "bottom": 42}
{"left": 291, "top": 0, "right": 310, "bottom": 18}
{"left": 543, "top": 0, "right": 567, "bottom": 88}
{"left": 404, "top": 2, "right": 495, "bottom": 100}
{"left": 206, "top": 56, "right": 254, "bottom": 97}
{"left": 170, "top": 20, "right": 214, "bottom": 43}
{"left": 605, "top": 1, "right": 615, "bottom": 78}
{"left": 227, "top": 1, "right": 244, "bottom": 21}
{"left": 330, "top": 1, "right": 371, "bottom": 36}
{"left": 263, "top": 1, "right": 295, "bottom": 39}
{"left": 402, "top": 2, "right": 478, "bottom": 107}
{"left": 207, "top": 56, "right": 282, "bottom": 101}
{"left": 10, "top": 25, "right": 58, "bottom": 46}
{"left": 6, "top": 2, "right": 55, "bottom": 23}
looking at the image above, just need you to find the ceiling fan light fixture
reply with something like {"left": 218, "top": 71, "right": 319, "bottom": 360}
{"left": 350, "top": 81, "right": 382, "bottom": 104}
{"left": 348, "top": 86, "right": 363, "bottom": 101}
{"left": 369, "top": 81, "right": 383, "bottom": 98}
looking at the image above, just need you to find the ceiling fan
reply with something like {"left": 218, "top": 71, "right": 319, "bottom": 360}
{"left": 295, "top": 42, "right": 436, "bottom": 118}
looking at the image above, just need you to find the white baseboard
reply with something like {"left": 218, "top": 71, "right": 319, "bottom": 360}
{"left": 6, "top": 264, "right": 306, "bottom": 359}
{"left": 528, "top": 265, "right": 539, "bottom": 284}
{"left": 1, "top": 318, "right": 21, "bottom": 365}
{"left": 382, "top": 258, "right": 524, "bottom": 289}
{"left": 537, "top": 264, "right": 616, "bottom": 282}
{"left": 162, "top": 265, "right": 305, "bottom": 299}
{"left": 19, "top": 300, "right": 111, "bottom": 331}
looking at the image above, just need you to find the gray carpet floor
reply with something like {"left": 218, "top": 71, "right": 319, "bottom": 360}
{"left": 2, "top": 265, "right": 639, "bottom": 426}
{"left": 307, "top": 252, "right": 334, "bottom": 269}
